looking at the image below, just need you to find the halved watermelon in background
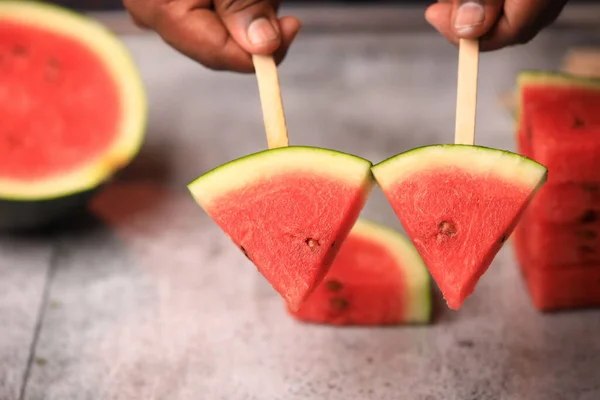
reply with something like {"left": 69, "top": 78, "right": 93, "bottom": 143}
{"left": 0, "top": 1, "right": 147, "bottom": 230}
{"left": 371, "top": 144, "right": 547, "bottom": 310}
{"left": 187, "top": 146, "right": 375, "bottom": 310}
{"left": 288, "top": 218, "right": 432, "bottom": 325}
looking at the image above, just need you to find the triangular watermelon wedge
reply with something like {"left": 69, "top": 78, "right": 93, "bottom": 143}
{"left": 371, "top": 144, "right": 547, "bottom": 310}
{"left": 188, "top": 146, "right": 375, "bottom": 310}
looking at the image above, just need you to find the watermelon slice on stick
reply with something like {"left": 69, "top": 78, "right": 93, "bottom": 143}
{"left": 372, "top": 40, "right": 548, "bottom": 310}
{"left": 289, "top": 218, "right": 432, "bottom": 325}
{"left": 188, "top": 56, "right": 374, "bottom": 310}
{"left": 0, "top": 1, "right": 147, "bottom": 230}
{"left": 372, "top": 145, "right": 547, "bottom": 309}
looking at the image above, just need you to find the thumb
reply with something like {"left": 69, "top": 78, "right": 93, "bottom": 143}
{"left": 214, "top": 0, "right": 284, "bottom": 55}
{"left": 451, "top": 0, "right": 503, "bottom": 39}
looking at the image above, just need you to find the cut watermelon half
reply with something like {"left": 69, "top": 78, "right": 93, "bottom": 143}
{"left": 0, "top": 2, "right": 147, "bottom": 229}
{"left": 371, "top": 144, "right": 548, "bottom": 310}
{"left": 187, "top": 146, "right": 375, "bottom": 310}
{"left": 288, "top": 218, "right": 432, "bottom": 325}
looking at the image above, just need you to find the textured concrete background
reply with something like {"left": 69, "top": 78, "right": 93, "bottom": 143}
{"left": 2, "top": 6, "right": 600, "bottom": 400}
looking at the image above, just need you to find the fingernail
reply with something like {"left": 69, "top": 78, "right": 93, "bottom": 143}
{"left": 454, "top": 1, "right": 485, "bottom": 35}
{"left": 247, "top": 17, "right": 278, "bottom": 45}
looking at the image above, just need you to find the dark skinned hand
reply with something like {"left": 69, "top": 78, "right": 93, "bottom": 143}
{"left": 123, "top": 0, "right": 301, "bottom": 72}
{"left": 123, "top": 0, "right": 569, "bottom": 73}
{"left": 425, "top": 0, "right": 570, "bottom": 51}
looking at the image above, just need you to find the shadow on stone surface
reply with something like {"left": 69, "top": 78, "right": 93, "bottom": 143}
{"left": 429, "top": 283, "right": 448, "bottom": 324}
{"left": 115, "top": 135, "right": 176, "bottom": 184}
{"left": 88, "top": 181, "right": 176, "bottom": 228}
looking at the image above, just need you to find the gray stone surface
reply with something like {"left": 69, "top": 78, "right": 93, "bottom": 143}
{"left": 21, "top": 183, "right": 600, "bottom": 400}
{"left": 0, "top": 237, "right": 53, "bottom": 400}
{"left": 2, "top": 8, "right": 600, "bottom": 400}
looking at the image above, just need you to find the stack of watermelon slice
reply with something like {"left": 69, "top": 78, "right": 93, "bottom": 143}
{"left": 513, "top": 71, "right": 600, "bottom": 311}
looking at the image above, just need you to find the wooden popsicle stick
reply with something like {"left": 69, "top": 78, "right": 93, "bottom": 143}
{"left": 252, "top": 54, "right": 289, "bottom": 149}
{"left": 561, "top": 47, "right": 600, "bottom": 78}
{"left": 454, "top": 38, "right": 480, "bottom": 145}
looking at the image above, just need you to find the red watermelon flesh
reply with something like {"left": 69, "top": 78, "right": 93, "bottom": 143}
{"left": 529, "top": 182, "right": 600, "bottom": 223}
{"left": 371, "top": 145, "right": 547, "bottom": 310}
{"left": 524, "top": 266, "right": 600, "bottom": 311}
{"left": 288, "top": 218, "right": 432, "bottom": 325}
{"left": 0, "top": 19, "right": 120, "bottom": 180}
{"left": 524, "top": 217, "right": 600, "bottom": 267}
{"left": 512, "top": 219, "right": 600, "bottom": 311}
{"left": 516, "top": 115, "right": 533, "bottom": 159}
{"left": 187, "top": 146, "right": 375, "bottom": 311}
{"left": 516, "top": 72, "right": 600, "bottom": 161}
{"left": 511, "top": 221, "right": 530, "bottom": 273}
{"left": 517, "top": 73, "right": 600, "bottom": 128}
{"left": 527, "top": 106, "right": 600, "bottom": 183}
{"left": 512, "top": 71, "right": 600, "bottom": 310}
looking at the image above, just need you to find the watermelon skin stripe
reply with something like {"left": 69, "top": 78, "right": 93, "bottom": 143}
{"left": 372, "top": 144, "right": 546, "bottom": 192}
{"left": 0, "top": 1, "right": 147, "bottom": 201}
{"left": 514, "top": 70, "right": 600, "bottom": 130}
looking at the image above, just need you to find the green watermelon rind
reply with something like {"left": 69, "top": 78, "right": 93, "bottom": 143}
{"left": 0, "top": 1, "right": 148, "bottom": 202}
{"left": 350, "top": 218, "right": 433, "bottom": 324}
{"left": 187, "top": 146, "right": 375, "bottom": 207}
{"left": 371, "top": 143, "right": 548, "bottom": 190}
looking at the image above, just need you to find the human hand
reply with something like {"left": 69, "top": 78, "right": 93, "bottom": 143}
{"left": 425, "top": 0, "right": 569, "bottom": 51}
{"left": 123, "top": 0, "right": 301, "bottom": 72}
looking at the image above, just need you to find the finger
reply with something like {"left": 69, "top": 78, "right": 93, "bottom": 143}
{"left": 425, "top": 0, "right": 504, "bottom": 44}
{"left": 124, "top": 0, "right": 300, "bottom": 72}
{"left": 153, "top": 9, "right": 299, "bottom": 72}
{"left": 215, "top": 0, "right": 291, "bottom": 55}
{"left": 452, "top": 0, "right": 503, "bottom": 39}
{"left": 480, "top": 0, "right": 569, "bottom": 51}
{"left": 425, "top": 2, "right": 456, "bottom": 45}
